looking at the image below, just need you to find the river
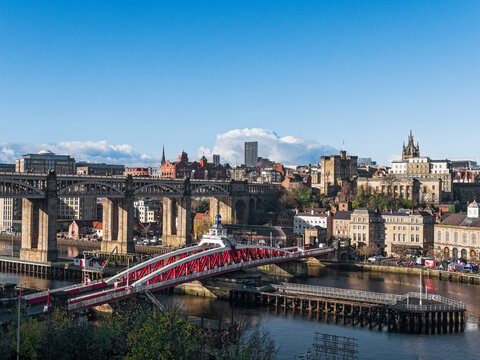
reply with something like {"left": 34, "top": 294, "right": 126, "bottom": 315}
{"left": 1, "top": 266, "right": 480, "bottom": 359}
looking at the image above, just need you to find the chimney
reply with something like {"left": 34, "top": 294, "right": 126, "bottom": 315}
{"left": 311, "top": 209, "right": 315, "bottom": 215}
{"left": 295, "top": 208, "right": 299, "bottom": 215}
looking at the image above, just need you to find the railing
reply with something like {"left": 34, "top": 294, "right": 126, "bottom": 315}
{"left": 274, "top": 282, "right": 402, "bottom": 304}
{"left": 389, "top": 292, "right": 466, "bottom": 311}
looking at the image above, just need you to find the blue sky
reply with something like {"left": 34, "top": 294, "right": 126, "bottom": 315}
{"left": 0, "top": 1, "right": 479, "bottom": 165}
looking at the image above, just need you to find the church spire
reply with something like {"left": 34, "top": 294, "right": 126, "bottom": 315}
{"left": 161, "top": 145, "right": 166, "bottom": 166}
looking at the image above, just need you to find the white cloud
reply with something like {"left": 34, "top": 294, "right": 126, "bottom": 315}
{"left": 0, "top": 140, "right": 158, "bottom": 166}
{"left": 197, "top": 128, "right": 337, "bottom": 165}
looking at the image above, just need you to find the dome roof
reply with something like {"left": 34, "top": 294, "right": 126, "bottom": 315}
{"left": 38, "top": 149, "right": 54, "bottom": 155}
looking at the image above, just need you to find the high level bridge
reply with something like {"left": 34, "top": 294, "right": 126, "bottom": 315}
{"left": 23, "top": 238, "right": 334, "bottom": 312}
{"left": 0, "top": 172, "right": 280, "bottom": 262}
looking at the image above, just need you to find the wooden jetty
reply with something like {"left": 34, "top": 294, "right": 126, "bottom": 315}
{"left": 230, "top": 282, "right": 466, "bottom": 334}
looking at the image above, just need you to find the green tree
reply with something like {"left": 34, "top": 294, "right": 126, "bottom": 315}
{"left": 125, "top": 309, "right": 209, "bottom": 360}
{"left": 281, "top": 187, "right": 322, "bottom": 209}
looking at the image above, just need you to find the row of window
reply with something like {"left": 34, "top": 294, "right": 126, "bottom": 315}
{"left": 392, "top": 234, "right": 420, "bottom": 242}
{"left": 437, "top": 231, "right": 477, "bottom": 245}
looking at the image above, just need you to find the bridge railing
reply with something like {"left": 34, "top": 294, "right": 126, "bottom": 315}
{"left": 273, "top": 282, "right": 402, "bottom": 304}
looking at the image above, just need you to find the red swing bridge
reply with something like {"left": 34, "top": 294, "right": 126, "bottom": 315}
{"left": 24, "top": 224, "right": 334, "bottom": 312}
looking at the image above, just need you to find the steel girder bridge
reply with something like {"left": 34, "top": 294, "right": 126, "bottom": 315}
{"left": 0, "top": 172, "right": 279, "bottom": 198}
{"left": 24, "top": 243, "right": 334, "bottom": 312}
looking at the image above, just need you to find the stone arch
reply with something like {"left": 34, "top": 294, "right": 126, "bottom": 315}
{"left": 443, "top": 247, "right": 450, "bottom": 256}
{"left": 248, "top": 198, "right": 256, "bottom": 224}
{"left": 461, "top": 248, "right": 467, "bottom": 259}
{"left": 452, "top": 247, "right": 458, "bottom": 259}
{"left": 234, "top": 199, "right": 247, "bottom": 224}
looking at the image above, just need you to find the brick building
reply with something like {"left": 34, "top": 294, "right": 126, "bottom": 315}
{"left": 161, "top": 152, "right": 226, "bottom": 180}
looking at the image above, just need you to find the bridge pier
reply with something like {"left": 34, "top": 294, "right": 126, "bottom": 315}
{"left": 101, "top": 176, "right": 134, "bottom": 254}
{"left": 20, "top": 172, "right": 58, "bottom": 262}
{"left": 210, "top": 197, "right": 233, "bottom": 224}
{"left": 162, "top": 197, "right": 192, "bottom": 247}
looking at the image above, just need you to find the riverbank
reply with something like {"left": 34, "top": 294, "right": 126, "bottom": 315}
{"left": 322, "top": 262, "right": 480, "bottom": 286}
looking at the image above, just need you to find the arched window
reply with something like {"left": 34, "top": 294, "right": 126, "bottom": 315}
{"left": 463, "top": 233, "right": 468, "bottom": 244}
{"left": 437, "top": 231, "right": 442, "bottom": 241}
{"left": 472, "top": 233, "right": 476, "bottom": 245}
{"left": 454, "top": 232, "right": 458, "bottom": 243}
{"left": 445, "top": 232, "right": 450, "bottom": 242}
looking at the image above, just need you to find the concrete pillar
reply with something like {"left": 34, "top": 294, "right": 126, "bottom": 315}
{"left": 209, "top": 197, "right": 233, "bottom": 224}
{"left": 20, "top": 171, "right": 58, "bottom": 262}
{"left": 163, "top": 197, "right": 192, "bottom": 247}
{"left": 101, "top": 176, "right": 134, "bottom": 254}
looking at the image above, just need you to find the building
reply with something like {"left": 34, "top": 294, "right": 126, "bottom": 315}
{"left": 357, "top": 176, "right": 442, "bottom": 204}
{"left": 389, "top": 132, "right": 453, "bottom": 199}
{"left": 450, "top": 159, "right": 478, "bottom": 170}
{"left": 0, "top": 164, "right": 20, "bottom": 232}
{"left": 17, "top": 151, "right": 100, "bottom": 220}
{"left": 349, "top": 209, "right": 384, "bottom": 253}
{"left": 58, "top": 197, "right": 97, "bottom": 220}
{"left": 76, "top": 162, "right": 125, "bottom": 176}
{"left": 305, "top": 226, "right": 328, "bottom": 247}
{"left": 68, "top": 220, "right": 102, "bottom": 239}
{"left": 0, "top": 163, "right": 15, "bottom": 172}
{"left": 125, "top": 167, "right": 150, "bottom": 177}
{"left": 275, "top": 209, "right": 295, "bottom": 232}
{"left": 134, "top": 200, "right": 162, "bottom": 223}
{"left": 161, "top": 152, "right": 226, "bottom": 180}
{"left": 281, "top": 173, "right": 311, "bottom": 190}
{"left": 434, "top": 201, "right": 480, "bottom": 261}
{"left": 358, "top": 158, "right": 377, "bottom": 166}
{"left": 293, "top": 208, "right": 332, "bottom": 239}
{"left": 0, "top": 198, "right": 21, "bottom": 232}
{"left": 260, "top": 168, "right": 283, "bottom": 183}
{"left": 15, "top": 150, "right": 75, "bottom": 174}
{"left": 244, "top": 141, "right": 258, "bottom": 168}
{"left": 382, "top": 211, "right": 434, "bottom": 257}
{"left": 333, "top": 211, "right": 352, "bottom": 239}
{"left": 320, "top": 151, "right": 358, "bottom": 196}
{"left": 212, "top": 154, "right": 220, "bottom": 165}
{"left": 223, "top": 224, "right": 301, "bottom": 247}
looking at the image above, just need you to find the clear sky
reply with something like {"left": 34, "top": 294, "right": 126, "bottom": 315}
{"left": 0, "top": 1, "right": 479, "bottom": 165}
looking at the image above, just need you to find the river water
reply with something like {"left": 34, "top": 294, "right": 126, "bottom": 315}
{"left": 1, "top": 266, "right": 480, "bottom": 359}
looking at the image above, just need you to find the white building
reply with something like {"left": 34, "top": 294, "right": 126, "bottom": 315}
{"left": 134, "top": 200, "right": 162, "bottom": 223}
{"left": 293, "top": 208, "right": 332, "bottom": 239}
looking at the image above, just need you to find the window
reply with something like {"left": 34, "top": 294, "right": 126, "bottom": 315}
{"left": 393, "top": 234, "right": 396, "bottom": 241}
{"left": 454, "top": 232, "right": 458, "bottom": 243}
{"left": 446, "top": 232, "right": 449, "bottom": 242}
{"left": 416, "top": 235, "right": 419, "bottom": 242}
{"left": 463, "top": 233, "right": 467, "bottom": 244}
{"left": 473, "top": 234, "right": 477, "bottom": 245}
{"left": 411, "top": 234, "right": 414, "bottom": 242}
{"left": 437, "top": 231, "right": 441, "bottom": 241}
{"left": 403, "top": 234, "right": 406, "bottom": 242}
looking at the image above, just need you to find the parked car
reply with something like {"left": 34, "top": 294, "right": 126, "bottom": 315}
{"left": 368, "top": 255, "right": 384, "bottom": 263}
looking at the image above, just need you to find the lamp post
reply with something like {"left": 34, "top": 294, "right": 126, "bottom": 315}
{"left": 16, "top": 287, "right": 21, "bottom": 360}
